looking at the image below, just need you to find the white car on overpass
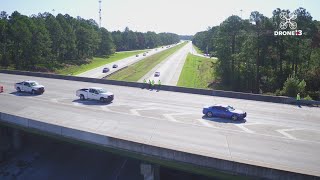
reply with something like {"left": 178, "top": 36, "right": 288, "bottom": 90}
{"left": 14, "top": 80, "right": 45, "bottom": 94}
{"left": 76, "top": 87, "right": 114, "bottom": 103}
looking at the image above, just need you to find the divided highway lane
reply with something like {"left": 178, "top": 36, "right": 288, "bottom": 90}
{"left": 77, "top": 45, "right": 177, "bottom": 79}
{"left": 139, "top": 42, "right": 191, "bottom": 86}
{"left": 1, "top": 73, "right": 320, "bottom": 177}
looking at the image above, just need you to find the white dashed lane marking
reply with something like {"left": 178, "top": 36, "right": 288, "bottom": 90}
{"left": 276, "top": 128, "right": 304, "bottom": 140}
{"left": 129, "top": 108, "right": 158, "bottom": 116}
{"left": 234, "top": 124, "right": 254, "bottom": 133}
{"left": 197, "top": 119, "right": 214, "bottom": 128}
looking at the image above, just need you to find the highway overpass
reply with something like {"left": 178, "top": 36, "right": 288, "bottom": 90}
{"left": 0, "top": 73, "right": 319, "bottom": 180}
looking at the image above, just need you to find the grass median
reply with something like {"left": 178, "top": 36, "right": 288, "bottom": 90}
{"left": 177, "top": 53, "right": 217, "bottom": 89}
{"left": 108, "top": 42, "right": 188, "bottom": 82}
{"left": 56, "top": 50, "right": 145, "bottom": 75}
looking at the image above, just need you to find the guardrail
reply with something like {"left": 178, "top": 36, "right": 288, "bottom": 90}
{"left": 1, "top": 69, "right": 319, "bottom": 106}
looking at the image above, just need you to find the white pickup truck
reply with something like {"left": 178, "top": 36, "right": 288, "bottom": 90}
{"left": 14, "top": 81, "right": 45, "bottom": 94}
{"left": 76, "top": 87, "right": 114, "bottom": 103}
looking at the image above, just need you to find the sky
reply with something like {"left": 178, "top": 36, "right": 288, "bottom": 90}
{"left": 1, "top": 0, "right": 320, "bottom": 35}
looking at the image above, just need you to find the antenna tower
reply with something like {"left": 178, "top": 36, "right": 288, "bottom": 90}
{"left": 99, "top": 0, "right": 102, "bottom": 28}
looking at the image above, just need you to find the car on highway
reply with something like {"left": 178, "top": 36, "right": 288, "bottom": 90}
{"left": 154, "top": 72, "right": 160, "bottom": 77}
{"left": 143, "top": 53, "right": 146, "bottom": 56}
{"left": 203, "top": 104, "right": 246, "bottom": 121}
{"left": 102, "top": 67, "right": 109, "bottom": 73}
{"left": 76, "top": 87, "right": 114, "bottom": 103}
{"left": 136, "top": 54, "right": 139, "bottom": 57}
{"left": 112, "top": 64, "right": 118, "bottom": 68}
{"left": 15, "top": 80, "right": 45, "bottom": 94}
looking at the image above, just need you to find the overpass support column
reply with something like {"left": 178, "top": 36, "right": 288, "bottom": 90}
{"left": 12, "top": 129, "right": 22, "bottom": 150}
{"left": 140, "top": 163, "right": 160, "bottom": 180}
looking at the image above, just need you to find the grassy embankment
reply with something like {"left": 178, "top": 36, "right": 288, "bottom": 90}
{"left": 108, "top": 42, "right": 188, "bottom": 81}
{"left": 177, "top": 53, "right": 217, "bottom": 89}
{"left": 193, "top": 45, "right": 204, "bottom": 54}
{"left": 56, "top": 50, "right": 145, "bottom": 75}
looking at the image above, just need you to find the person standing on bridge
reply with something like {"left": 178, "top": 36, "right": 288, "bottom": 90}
{"left": 296, "top": 93, "right": 301, "bottom": 107}
{"left": 143, "top": 79, "right": 147, "bottom": 89}
{"left": 151, "top": 79, "right": 155, "bottom": 90}
{"left": 157, "top": 79, "right": 161, "bottom": 92}
{"left": 148, "top": 79, "right": 152, "bottom": 90}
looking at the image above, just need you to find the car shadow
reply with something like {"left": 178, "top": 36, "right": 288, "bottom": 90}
{"left": 10, "top": 92, "right": 42, "bottom": 96}
{"left": 72, "top": 99, "right": 113, "bottom": 106}
{"left": 202, "top": 116, "right": 246, "bottom": 124}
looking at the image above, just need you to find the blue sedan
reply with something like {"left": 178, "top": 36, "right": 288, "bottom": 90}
{"left": 203, "top": 104, "right": 246, "bottom": 121}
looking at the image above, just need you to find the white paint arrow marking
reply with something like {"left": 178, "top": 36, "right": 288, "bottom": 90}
{"left": 276, "top": 128, "right": 304, "bottom": 140}
{"left": 163, "top": 113, "right": 194, "bottom": 122}
{"left": 234, "top": 124, "right": 255, "bottom": 133}
{"left": 197, "top": 119, "right": 214, "bottom": 128}
{"left": 129, "top": 107, "right": 158, "bottom": 116}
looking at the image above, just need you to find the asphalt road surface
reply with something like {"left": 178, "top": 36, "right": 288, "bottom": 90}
{"left": 1, "top": 73, "right": 320, "bottom": 177}
{"left": 139, "top": 42, "right": 191, "bottom": 86}
{"left": 77, "top": 45, "right": 177, "bottom": 79}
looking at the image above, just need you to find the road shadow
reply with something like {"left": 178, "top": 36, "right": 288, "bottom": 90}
{"left": 72, "top": 99, "right": 113, "bottom": 106}
{"left": 202, "top": 116, "right": 246, "bottom": 124}
{"left": 287, "top": 102, "right": 320, "bottom": 108}
{"left": 10, "top": 92, "right": 42, "bottom": 97}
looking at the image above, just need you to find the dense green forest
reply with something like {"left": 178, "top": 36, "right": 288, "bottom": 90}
{"left": 0, "top": 11, "right": 180, "bottom": 72}
{"left": 193, "top": 8, "right": 320, "bottom": 100}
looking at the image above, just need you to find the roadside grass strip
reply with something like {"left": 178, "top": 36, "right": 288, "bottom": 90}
{"left": 177, "top": 53, "right": 217, "bottom": 89}
{"left": 56, "top": 50, "right": 145, "bottom": 75}
{"left": 193, "top": 45, "right": 204, "bottom": 54}
{"left": 108, "top": 42, "right": 188, "bottom": 82}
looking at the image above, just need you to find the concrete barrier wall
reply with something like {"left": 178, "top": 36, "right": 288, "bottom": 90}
{"left": 0, "top": 112, "right": 317, "bottom": 180}
{"left": 1, "top": 70, "right": 319, "bottom": 105}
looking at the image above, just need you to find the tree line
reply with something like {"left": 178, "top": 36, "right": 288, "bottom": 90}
{"left": 111, "top": 27, "right": 179, "bottom": 51}
{"left": 193, "top": 8, "right": 320, "bottom": 100}
{"left": 0, "top": 11, "right": 180, "bottom": 71}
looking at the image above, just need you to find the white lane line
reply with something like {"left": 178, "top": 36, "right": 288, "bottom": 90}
{"left": 72, "top": 102, "right": 84, "bottom": 107}
{"left": 163, "top": 113, "right": 193, "bottom": 122}
{"left": 50, "top": 98, "right": 58, "bottom": 103}
{"left": 234, "top": 124, "right": 254, "bottom": 133}
{"left": 197, "top": 119, "right": 213, "bottom": 128}
{"left": 276, "top": 128, "right": 304, "bottom": 140}
{"left": 129, "top": 108, "right": 158, "bottom": 116}
{"left": 100, "top": 106, "right": 111, "bottom": 112}
{"left": 163, "top": 114, "right": 178, "bottom": 122}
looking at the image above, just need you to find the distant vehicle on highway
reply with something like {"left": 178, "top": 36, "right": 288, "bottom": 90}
{"left": 143, "top": 53, "right": 146, "bottom": 56}
{"left": 154, "top": 72, "right": 160, "bottom": 77}
{"left": 112, "top": 64, "right": 118, "bottom": 68}
{"left": 136, "top": 54, "right": 139, "bottom": 57}
{"left": 76, "top": 87, "right": 114, "bottom": 103}
{"left": 15, "top": 80, "right": 45, "bottom": 94}
{"left": 102, "top": 67, "right": 109, "bottom": 73}
{"left": 203, "top": 104, "right": 246, "bottom": 121}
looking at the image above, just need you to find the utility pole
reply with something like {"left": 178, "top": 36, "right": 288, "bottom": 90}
{"left": 99, "top": 0, "right": 102, "bottom": 28}
{"left": 240, "top": 9, "right": 243, "bottom": 19}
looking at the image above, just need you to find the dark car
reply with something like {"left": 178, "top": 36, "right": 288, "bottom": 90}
{"left": 112, "top": 64, "right": 118, "bottom": 68}
{"left": 203, "top": 104, "right": 246, "bottom": 121}
{"left": 102, "top": 67, "right": 109, "bottom": 73}
{"left": 154, "top": 72, "right": 160, "bottom": 77}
